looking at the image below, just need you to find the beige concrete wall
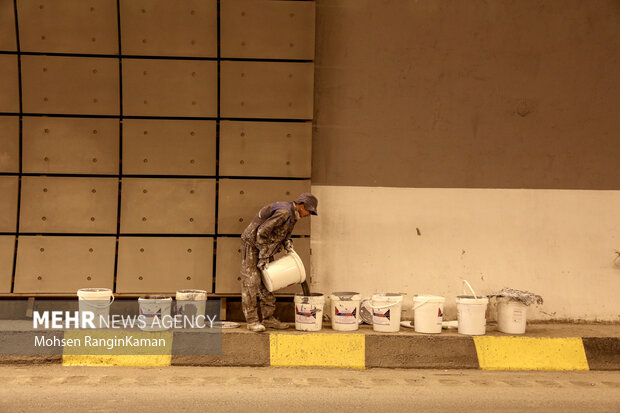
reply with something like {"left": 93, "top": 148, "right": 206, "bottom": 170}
{"left": 310, "top": 185, "right": 620, "bottom": 321}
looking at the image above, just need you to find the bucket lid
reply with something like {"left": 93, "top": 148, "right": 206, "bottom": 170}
{"left": 413, "top": 294, "right": 445, "bottom": 303}
{"left": 176, "top": 289, "right": 207, "bottom": 300}
{"left": 456, "top": 295, "right": 489, "bottom": 304}
{"left": 329, "top": 292, "right": 361, "bottom": 301}
{"left": 139, "top": 295, "right": 172, "bottom": 301}
{"left": 77, "top": 288, "right": 112, "bottom": 293}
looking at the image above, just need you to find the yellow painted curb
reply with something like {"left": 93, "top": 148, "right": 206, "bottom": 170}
{"left": 270, "top": 333, "right": 365, "bottom": 369}
{"left": 474, "top": 336, "right": 589, "bottom": 371}
{"left": 62, "top": 354, "right": 172, "bottom": 367}
{"left": 62, "top": 330, "right": 173, "bottom": 367}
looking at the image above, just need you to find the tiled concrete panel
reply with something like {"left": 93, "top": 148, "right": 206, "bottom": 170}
{"left": 116, "top": 237, "right": 213, "bottom": 293}
{"left": 120, "top": 0, "right": 217, "bottom": 57}
{"left": 120, "top": 178, "right": 215, "bottom": 234}
{"left": 0, "top": 176, "right": 18, "bottom": 232}
{"left": 215, "top": 236, "right": 310, "bottom": 294}
{"left": 122, "top": 59, "right": 217, "bottom": 117}
{"left": 0, "top": 55, "right": 19, "bottom": 113}
{"left": 123, "top": 119, "right": 216, "bottom": 176}
{"left": 0, "top": 0, "right": 16, "bottom": 51}
{"left": 218, "top": 179, "right": 310, "bottom": 235}
{"left": 17, "top": 0, "right": 118, "bottom": 54}
{"left": 23, "top": 117, "right": 119, "bottom": 174}
{"left": 221, "top": 61, "right": 314, "bottom": 119}
{"left": 21, "top": 56, "right": 119, "bottom": 115}
{"left": 13, "top": 236, "right": 115, "bottom": 293}
{"left": 0, "top": 236, "right": 15, "bottom": 293}
{"left": 221, "top": 0, "right": 315, "bottom": 60}
{"left": 19, "top": 177, "right": 118, "bottom": 233}
{"left": 0, "top": 116, "right": 19, "bottom": 173}
{"left": 220, "top": 121, "right": 311, "bottom": 177}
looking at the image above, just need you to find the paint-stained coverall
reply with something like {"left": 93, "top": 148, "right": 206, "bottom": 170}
{"left": 240, "top": 202, "right": 298, "bottom": 323}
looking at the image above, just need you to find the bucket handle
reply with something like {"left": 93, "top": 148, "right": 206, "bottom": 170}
{"left": 367, "top": 296, "right": 403, "bottom": 309}
{"left": 412, "top": 297, "right": 432, "bottom": 311}
{"left": 462, "top": 280, "right": 478, "bottom": 300}
{"left": 82, "top": 295, "right": 114, "bottom": 309}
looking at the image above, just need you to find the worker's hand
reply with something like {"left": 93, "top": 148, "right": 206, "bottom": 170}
{"left": 284, "top": 239, "right": 294, "bottom": 253}
{"left": 257, "top": 258, "right": 269, "bottom": 270}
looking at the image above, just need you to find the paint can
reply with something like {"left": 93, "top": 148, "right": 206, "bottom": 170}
{"left": 261, "top": 250, "right": 306, "bottom": 292}
{"left": 329, "top": 292, "right": 361, "bottom": 331}
{"left": 456, "top": 280, "right": 488, "bottom": 335}
{"left": 77, "top": 288, "right": 114, "bottom": 329}
{"left": 175, "top": 289, "right": 207, "bottom": 324}
{"left": 139, "top": 295, "right": 172, "bottom": 331}
{"left": 413, "top": 295, "right": 445, "bottom": 334}
{"left": 294, "top": 293, "right": 325, "bottom": 331}
{"left": 369, "top": 293, "right": 403, "bottom": 333}
{"left": 497, "top": 298, "right": 527, "bottom": 334}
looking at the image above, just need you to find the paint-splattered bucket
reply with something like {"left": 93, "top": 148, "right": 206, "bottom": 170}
{"left": 139, "top": 295, "right": 172, "bottom": 332}
{"left": 413, "top": 295, "right": 445, "bottom": 334}
{"left": 369, "top": 293, "right": 403, "bottom": 333}
{"left": 456, "top": 280, "right": 488, "bottom": 335}
{"left": 329, "top": 292, "right": 361, "bottom": 331}
{"left": 294, "top": 293, "right": 325, "bottom": 331}
{"left": 175, "top": 289, "right": 207, "bottom": 323}
{"left": 497, "top": 298, "right": 527, "bottom": 334}
{"left": 77, "top": 288, "right": 114, "bottom": 329}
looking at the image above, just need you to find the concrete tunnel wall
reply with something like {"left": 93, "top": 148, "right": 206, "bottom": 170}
{"left": 309, "top": 0, "right": 620, "bottom": 321}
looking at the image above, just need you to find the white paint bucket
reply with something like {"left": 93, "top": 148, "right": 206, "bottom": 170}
{"left": 139, "top": 295, "right": 172, "bottom": 331}
{"left": 456, "top": 296, "right": 489, "bottom": 335}
{"left": 294, "top": 293, "right": 325, "bottom": 331}
{"left": 261, "top": 250, "right": 306, "bottom": 292}
{"left": 497, "top": 298, "right": 527, "bottom": 334}
{"left": 175, "top": 289, "right": 207, "bottom": 321}
{"left": 77, "top": 288, "right": 114, "bottom": 329}
{"left": 329, "top": 292, "right": 361, "bottom": 331}
{"left": 413, "top": 295, "right": 445, "bottom": 334}
{"left": 369, "top": 293, "right": 403, "bottom": 333}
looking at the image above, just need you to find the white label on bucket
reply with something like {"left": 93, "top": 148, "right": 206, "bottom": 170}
{"left": 334, "top": 305, "right": 357, "bottom": 324}
{"left": 372, "top": 308, "right": 391, "bottom": 325}
{"left": 296, "top": 304, "right": 318, "bottom": 324}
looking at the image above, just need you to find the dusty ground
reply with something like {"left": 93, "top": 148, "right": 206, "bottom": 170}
{"left": 0, "top": 365, "right": 618, "bottom": 412}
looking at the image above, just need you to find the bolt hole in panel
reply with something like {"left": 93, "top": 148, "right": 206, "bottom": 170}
{"left": 19, "top": 177, "right": 118, "bottom": 233}
{"left": 122, "top": 119, "right": 216, "bottom": 175}
{"left": 215, "top": 236, "right": 310, "bottom": 294}
{"left": 122, "top": 59, "right": 217, "bottom": 117}
{"left": 0, "top": 176, "right": 18, "bottom": 232}
{"left": 0, "top": 116, "right": 19, "bottom": 173}
{"left": 22, "top": 117, "right": 119, "bottom": 174}
{"left": 0, "top": 0, "right": 16, "bottom": 51}
{"left": 21, "top": 56, "right": 119, "bottom": 115}
{"left": 119, "top": 0, "right": 217, "bottom": 57}
{"left": 120, "top": 178, "right": 215, "bottom": 234}
{"left": 13, "top": 236, "right": 115, "bottom": 293}
{"left": 221, "top": 0, "right": 315, "bottom": 60}
{"left": 116, "top": 237, "right": 213, "bottom": 293}
{"left": 220, "top": 61, "right": 314, "bottom": 119}
{"left": 218, "top": 179, "right": 311, "bottom": 235}
{"left": 0, "top": 236, "right": 15, "bottom": 293}
{"left": 0, "top": 55, "right": 19, "bottom": 112}
{"left": 219, "top": 121, "right": 311, "bottom": 177}
{"left": 17, "top": 0, "right": 118, "bottom": 54}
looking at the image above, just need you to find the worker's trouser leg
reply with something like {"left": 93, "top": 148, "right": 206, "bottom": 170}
{"left": 240, "top": 241, "right": 276, "bottom": 324}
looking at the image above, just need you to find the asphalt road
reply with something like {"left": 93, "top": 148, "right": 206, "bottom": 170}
{"left": 0, "top": 366, "right": 618, "bottom": 412}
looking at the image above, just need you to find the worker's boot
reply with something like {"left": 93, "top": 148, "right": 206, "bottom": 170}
{"left": 247, "top": 322, "right": 266, "bottom": 332}
{"left": 262, "top": 317, "right": 289, "bottom": 330}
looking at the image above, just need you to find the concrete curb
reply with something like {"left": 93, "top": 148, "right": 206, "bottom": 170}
{"left": 1, "top": 328, "right": 618, "bottom": 370}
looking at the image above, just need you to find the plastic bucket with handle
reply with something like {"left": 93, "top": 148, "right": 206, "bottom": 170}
{"left": 367, "top": 293, "right": 403, "bottom": 333}
{"left": 497, "top": 298, "right": 527, "bottom": 334}
{"left": 329, "top": 292, "right": 361, "bottom": 331}
{"left": 294, "top": 293, "right": 325, "bottom": 331}
{"left": 77, "top": 288, "right": 114, "bottom": 329}
{"left": 456, "top": 280, "right": 488, "bottom": 336}
{"left": 413, "top": 295, "right": 445, "bottom": 334}
{"left": 261, "top": 250, "right": 306, "bottom": 292}
{"left": 139, "top": 295, "right": 172, "bottom": 331}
